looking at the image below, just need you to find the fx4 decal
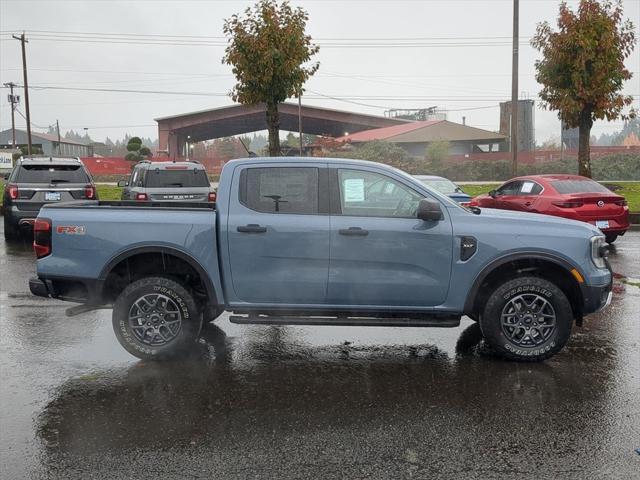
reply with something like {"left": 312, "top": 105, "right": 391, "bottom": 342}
{"left": 56, "top": 225, "right": 86, "bottom": 235}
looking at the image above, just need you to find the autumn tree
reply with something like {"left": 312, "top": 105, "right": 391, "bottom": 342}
{"left": 532, "top": 0, "right": 636, "bottom": 177}
{"left": 223, "top": 0, "right": 319, "bottom": 156}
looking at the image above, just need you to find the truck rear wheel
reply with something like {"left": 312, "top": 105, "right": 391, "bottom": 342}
{"left": 112, "top": 276, "right": 203, "bottom": 360}
{"left": 479, "top": 276, "right": 572, "bottom": 362}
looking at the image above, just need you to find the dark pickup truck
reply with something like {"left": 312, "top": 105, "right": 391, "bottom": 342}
{"left": 29, "top": 157, "right": 612, "bottom": 362}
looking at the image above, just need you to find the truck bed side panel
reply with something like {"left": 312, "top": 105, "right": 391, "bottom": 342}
{"left": 36, "top": 206, "right": 223, "bottom": 303}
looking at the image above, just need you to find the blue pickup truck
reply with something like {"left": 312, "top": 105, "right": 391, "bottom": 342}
{"left": 29, "top": 157, "right": 612, "bottom": 362}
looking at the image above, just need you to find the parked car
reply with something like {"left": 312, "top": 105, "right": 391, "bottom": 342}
{"left": 469, "top": 175, "right": 629, "bottom": 244}
{"left": 414, "top": 175, "right": 471, "bottom": 204}
{"left": 29, "top": 157, "right": 612, "bottom": 362}
{"left": 2, "top": 156, "right": 97, "bottom": 241}
{"left": 118, "top": 160, "right": 216, "bottom": 202}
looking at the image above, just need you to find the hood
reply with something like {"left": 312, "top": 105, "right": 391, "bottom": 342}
{"left": 477, "top": 208, "right": 601, "bottom": 236}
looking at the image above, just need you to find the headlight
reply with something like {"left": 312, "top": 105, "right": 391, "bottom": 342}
{"left": 590, "top": 235, "right": 607, "bottom": 269}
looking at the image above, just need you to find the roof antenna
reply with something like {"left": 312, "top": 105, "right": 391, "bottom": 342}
{"left": 238, "top": 137, "right": 251, "bottom": 157}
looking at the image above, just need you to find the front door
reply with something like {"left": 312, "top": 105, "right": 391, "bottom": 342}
{"left": 227, "top": 164, "right": 330, "bottom": 305}
{"left": 327, "top": 167, "right": 453, "bottom": 308}
{"left": 494, "top": 180, "right": 523, "bottom": 211}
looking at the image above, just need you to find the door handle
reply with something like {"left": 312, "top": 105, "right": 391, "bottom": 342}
{"left": 339, "top": 227, "right": 369, "bottom": 236}
{"left": 524, "top": 202, "right": 532, "bottom": 207}
{"left": 237, "top": 224, "right": 267, "bottom": 233}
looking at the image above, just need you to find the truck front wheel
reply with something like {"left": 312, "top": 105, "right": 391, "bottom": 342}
{"left": 479, "top": 276, "right": 572, "bottom": 362}
{"left": 112, "top": 276, "right": 203, "bottom": 360}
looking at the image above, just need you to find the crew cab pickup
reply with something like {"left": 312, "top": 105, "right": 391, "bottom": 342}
{"left": 29, "top": 157, "right": 613, "bottom": 362}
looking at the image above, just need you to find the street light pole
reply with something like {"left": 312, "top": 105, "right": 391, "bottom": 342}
{"left": 12, "top": 33, "right": 32, "bottom": 155}
{"left": 510, "top": 0, "right": 519, "bottom": 176}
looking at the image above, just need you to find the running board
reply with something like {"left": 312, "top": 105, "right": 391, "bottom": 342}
{"left": 229, "top": 315, "right": 460, "bottom": 328}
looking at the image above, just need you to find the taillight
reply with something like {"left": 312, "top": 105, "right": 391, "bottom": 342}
{"left": 8, "top": 183, "right": 19, "bottom": 200}
{"left": 84, "top": 185, "right": 96, "bottom": 199}
{"left": 553, "top": 201, "right": 583, "bottom": 208}
{"left": 136, "top": 193, "right": 148, "bottom": 201}
{"left": 33, "top": 218, "right": 52, "bottom": 258}
{"left": 615, "top": 199, "right": 627, "bottom": 206}
{"left": 208, "top": 191, "right": 217, "bottom": 202}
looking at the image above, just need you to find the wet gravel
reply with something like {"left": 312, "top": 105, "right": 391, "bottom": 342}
{"left": 1, "top": 225, "right": 639, "bottom": 479}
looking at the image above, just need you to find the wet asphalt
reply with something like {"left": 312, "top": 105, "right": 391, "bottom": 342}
{"left": 0, "top": 224, "right": 639, "bottom": 480}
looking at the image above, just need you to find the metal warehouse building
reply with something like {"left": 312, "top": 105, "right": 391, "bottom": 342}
{"left": 0, "top": 129, "right": 92, "bottom": 157}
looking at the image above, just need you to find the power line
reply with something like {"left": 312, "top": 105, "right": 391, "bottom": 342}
{"left": 0, "top": 31, "right": 535, "bottom": 48}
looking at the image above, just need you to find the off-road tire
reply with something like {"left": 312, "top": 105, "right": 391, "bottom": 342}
{"left": 112, "top": 276, "right": 203, "bottom": 360}
{"left": 479, "top": 276, "right": 572, "bottom": 362}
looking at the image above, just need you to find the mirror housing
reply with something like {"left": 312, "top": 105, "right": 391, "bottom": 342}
{"left": 417, "top": 198, "right": 443, "bottom": 222}
{"left": 488, "top": 189, "right": 497, "bottom": 198}
{"left": 117, "top": 180, "right": 128, "bottom": 187}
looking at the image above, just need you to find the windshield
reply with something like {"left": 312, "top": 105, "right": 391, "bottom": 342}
{"left": 551, "top": 179, "right": 611, "bottom": 194}
{"left": 419, "top": 178, "right": 462, "bottom": 195}
{"left": 145, "top": 169, "right": 210, "bottom": 188}
{"left": 16, "top": 164, "right": 89, "bottom": 184}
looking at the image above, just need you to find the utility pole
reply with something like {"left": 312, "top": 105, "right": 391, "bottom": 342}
{"left": 510, "top": 0, "right": 519, "bottom": 176}
{"left": 298, "top": 94, "right": 303, "bottom": 156}
{"left": 56, "top": 120, "right": 61, "bottom": 154}
{"left": 13, "top": 33, "right": 32, "bottom": 155}
{"left": 3, "top": 82, "right": 19, "bottom": 148}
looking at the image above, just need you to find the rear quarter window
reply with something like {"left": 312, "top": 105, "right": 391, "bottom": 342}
{"left": 16, "top": 164, "right": 90, "bottom": 183}
{"left": 551, "top": 180, "right": 610, "bottom": 194}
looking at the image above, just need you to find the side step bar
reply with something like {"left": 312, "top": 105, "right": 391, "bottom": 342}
{"left": 229, "top": 315, "right": 460, "bottom": 328}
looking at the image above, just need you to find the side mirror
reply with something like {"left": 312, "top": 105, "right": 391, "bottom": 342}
{"left": 117, "top": 180, "right": 128, "bottom": 187}
{"left": 417, "top": 198, "right": 443, "bottom": 222}
{"left": 488, "top": 189, "right": 497, "bottom": 198}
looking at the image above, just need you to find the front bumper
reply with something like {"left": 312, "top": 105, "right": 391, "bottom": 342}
{"left": 580, "top": 260, "right": 613, "bottom": 315}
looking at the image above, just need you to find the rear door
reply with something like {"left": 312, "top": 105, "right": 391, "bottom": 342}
{"left": 510, "top": 180, "right": 544, "bottom": 212}
{"left": 14, "top": 163, "right": 91, "bottom": 211}
{"left": 327, "top": 167, "right": 453, "bottom": 307}
{"left": 226, "top": 163, "right": 330, "bottom": 305}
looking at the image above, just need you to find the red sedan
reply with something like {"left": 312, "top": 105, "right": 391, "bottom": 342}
{"left": 470, "top": 174, "right": 629, "bottom": 243}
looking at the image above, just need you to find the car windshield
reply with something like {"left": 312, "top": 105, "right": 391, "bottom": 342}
{"left": 420, "top": 178, "right": 462, "bottom": 195}
{"left": 551, "top": 179, "right": 611, "bottom": 194}
{"left": 16, "top": 164, "right": 89, "bottom": 183}
{"left": 145, "top": 168, "right": 210, "bottom": 188}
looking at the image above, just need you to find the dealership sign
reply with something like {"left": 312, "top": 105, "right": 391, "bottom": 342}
{"left": 0, "top": 151, "right": 14, "bottom": 170}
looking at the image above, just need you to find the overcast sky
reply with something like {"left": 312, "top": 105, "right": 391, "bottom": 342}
{"left": 1, "top": 0, "right": 638, "bottom": 144}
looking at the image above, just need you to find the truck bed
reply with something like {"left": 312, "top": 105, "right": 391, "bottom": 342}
{"left": 45, "top": 200, "right": 216, "bottom": 210}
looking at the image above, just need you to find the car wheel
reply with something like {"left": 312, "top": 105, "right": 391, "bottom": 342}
{"left": 604, "top": 234, "right": 618, "bottom": 244}
{"left": 112, "top": 276, "right": 203, "bottom": 360}
{"left": 3, "top": 216, "right": 20, "bottom": 241}
{"left": 479, "top": 276, "right": 572, "bottom": 362}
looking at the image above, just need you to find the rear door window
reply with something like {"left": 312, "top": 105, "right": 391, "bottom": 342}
{"left": 16, "top": 164, "right": 89, "bottom": 184}
{"left": 145, "top": 168, "right": 210, "bottom": 188}
{"left": 519, "top": 181, "right": 543, "bottom": 195}
{"left": 240, "top": 167, "right": 319, "bottom": 214}
{"left": 551, "top": 180, "right": 610, "bottom": 194}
